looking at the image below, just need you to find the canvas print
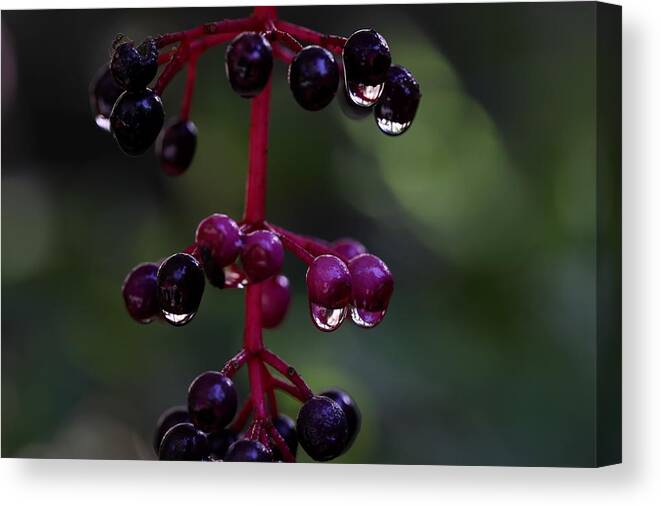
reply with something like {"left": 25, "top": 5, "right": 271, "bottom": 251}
{"left": 1, "top": 2, "right": 621, "bottom": 466}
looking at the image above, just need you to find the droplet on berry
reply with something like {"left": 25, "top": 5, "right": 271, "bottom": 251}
{"left": 187, "top": 371, "right": 237, "bottom": 433}
{"left": 288, "top": 45, "right": 339, "bottom": 111}
{"left": 122, "top": 262, "right": 160, "bottom": 323}
{"left": 225, "top": 439, "right": 272, "bottom": 462}
{"left": 320, "top": 389, "right": 361, "bottom": 452}
{"left": 296, "top": 395, "right": 348, "bottom": 462}
{"left": 271, "top": 414, "right": 298, "bottom": 461}
{"left": 306, "top": 255, "right": 351, "bottom": 332}
{"left": 337, "top": 79, "right": 373, "bottom": 120}
{"left": 240, "top": 230, "right": 284, "bottom": 283}
{"left": 155, "top": 118, "right": 197, "bottom": 176}
{"left": 158, "top": 422, "right": 209, "bottom": 461}
{"left": 89, "top": 66, "right": 124, "bottom": 131}
{"left": 153, "top": 405, "right": 190, "bottom": 454}
{"left": 207, "top": 428, "right": 238, "bottom": 460}
{"left": 347, "top": 253, "right": 393, "bottom": 328}
{"left": 110, "top": 89, "right": 164, "bottom": 156}
{"left": 261, "top": 274, "right": 291, "bottom": 329}
{"left": 157, "top": 253, "right": 205, "bottom": 326}
{"left": 332, "top": 238, "right": 367, "bottom": 261}
{"left": 310, "top": 304, "right": 347, "bottom": 332}
{"left": 195, "top": 214, "right": 242, "bottom": 288}
{"left": 374, "top": 65, "right": 421, "bottom": 136}
{"left": 223, "top": 263, "right": 248, "bottom": 289}
{"left": 110, "top": 37, "right": 158, "bottom": 91}
{"left": 225, "top": 32, "right": 273, "bottom": 98}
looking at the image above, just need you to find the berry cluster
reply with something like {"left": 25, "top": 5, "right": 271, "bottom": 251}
{"left": 93, "top": 6, "right": 418, "bottom": 462}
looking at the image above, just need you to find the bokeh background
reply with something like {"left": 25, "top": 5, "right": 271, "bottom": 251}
{"left": 2, "top": 3, "right": 617, "bottom": 465}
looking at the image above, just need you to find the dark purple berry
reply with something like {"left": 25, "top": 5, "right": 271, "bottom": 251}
{"left": 332, "top": 238, "right": 367, "bottom": 261}
{"left": 374, "top": 65, "right": 421, "bottom": 136}
{"left": 207, "top": 428, "right": 238, "bottom": 460}
{"left": 306, "top": 255, "right": 351, "bottom": 309}
{"left": 261, "top": 274, "right": 291, "bottom": 329}
{"left": 288, "top": 45, "right": 339, "bottom": 111}
{"left": 89, "top": 66, "right": 123, "bottom": 131}
{"left": 225, "top": 439, "right": 272, "bottom": 462}
{"left": 271, "top": 414, "right": 297, "bottom": 461}
{"left": 343, "top": 29, "right": 391, "bottom": 86}
{"left": 296, "top": 395, "right": 348, "bottom": 462}
{"left": 155, "top": 118, "right": 197, "bottom": 176}
{"left": 187, "top": 371, "right": 237, "bottom": 433}
{"left": 157, "top": 253, "right": 205, "bottom": 325}
{"left": 195, "top": 214, "right": 242, "bottom": 271}
{"left": 240, "top": 230, "right": 284, "bottom": 283}
{"left": 110, "top": 89, "right": 164, "bottom": 156}
{"left": 110, "top": 37, "right": 158, "bottom": 91}
{"left": 153, "top": 405, "right": 190, "bottom": 454}
{"left": 320, "top": 389, "right": 361, "bottom": 451}
{"left": 122, "top": 262, "right": 159, "bottom": 323}
{"left": 225, "top": 32, "right": 273, "bottom": 98}
{"left": 348, "top": 253, "right": 393, "bottom": 313}
{"left": 158, "top": 422, "right": 209, "bottom": 461}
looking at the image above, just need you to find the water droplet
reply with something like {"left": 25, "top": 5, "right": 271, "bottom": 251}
{"left": 310, "top": 302, "right": 347, "bottom": 332}
{"left": 375, "top": 116, "right": 412, "bottom": 136}
{"left": 162, "top": 310, "right": 195, "bottom": 326}
{"left": 224, "top": 264, "right": 247, "bottom": 289}
{"left": 95, "top": 115, "right": 111, "bottom": 132}
{"left": 346, "top": 78, "right": 383, "bottom": 107}
{"left": 350, "top": 306, "right": 386, "bottom": 328}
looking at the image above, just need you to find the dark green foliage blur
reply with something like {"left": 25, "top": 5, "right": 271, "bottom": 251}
{"left": 2, "top": 3, "right": 606, "bottom": 465}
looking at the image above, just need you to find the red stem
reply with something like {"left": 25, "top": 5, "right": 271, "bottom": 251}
{"left": 230, "top": 397, "right": 253, "bottom": 433}
{"left": 155, "top": 17, "right": 260, "bottom": 48}
{"left": 271, "top": 377, "right": 308, "bottom": 402}
{"left": 261, "top": 349, "right": 314, "bottom": 400}
{"left": 273, "top": 19, "right": 346, "bottom": 53}
{"left": 180, "top": 57, "right": 197, "bottom": 121}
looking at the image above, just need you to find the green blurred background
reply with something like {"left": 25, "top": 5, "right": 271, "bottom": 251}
{"left": 2, "top": 3, "right": 606, "bottom": 465}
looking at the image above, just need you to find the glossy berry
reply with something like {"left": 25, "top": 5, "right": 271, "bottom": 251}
{"left": 374, "top": 65, "right": 421, "bottom": 136}
{"left": 306, "top": 255, "right": 352, "bottom": 308}
{"left": 207, "top": 428, "right": 238, "bottom": 460}
{"left": 320, "top": 389, "right": 361, "bottom": 451}
{"left": 122, "top": 262, "right": 160, "bottom": 323}
{"left": 153, "top": 405, "right": 190, "bottom": 454}
{"left": 288, "top": 45, "right": 339, "bottom": 111}
{"left": 343, "top": 29, "right": 391, "bottom": 86}
{"left": 156, "top": 118, "right": 197, "bottom": 176}
{"left": 348, "top": 253, "right": 393, "bottom": 313}
{"left": 110, "top": 89, "right": 164, "bottom": 156}
{"left": 158, "top": 422, "right": 209, "bottom": 461}
{"left": 261, "top": 274, "right": 291, "bottom": 329}
{"left": 332, "top": 238, "right": 367, "bottom": 261}
{"left": 89, "top": 66, "right": 124, "bottom": 131}
{"left": 195, "top": 214, "right": 242, "bottom": 274}
{"left": 225, "top": 439, "right": 272, "bottom": 462}
{"left": 157, "top": 253, "right": 205, "bottom": 325}
{"left": 225, "top": 32, "right": 273, "bottom": 98}
{"left": 271, "top": 414, "right": 298, "bottom": 461}
{"left": 296, "top": 395, "right": 348, "bottom": 462}
{"left": 187, "top": 371, "right": 237, "bottom": 433}
{"left": 110, "top": 37, "right": 158, "bottom": 91}
{"left": 240, "top": 230, "right": 284, "bottom": 283}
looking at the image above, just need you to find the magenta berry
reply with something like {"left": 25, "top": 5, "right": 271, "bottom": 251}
{"left": 158, "top": 422, "right": 209, "bottom": 461}
{"left": 332, "top": 238, "right": 367, "bottom": 261}
{"left": 187, "top": 371, "right": 237, "bottom": 433}
{"left": 153, "top": 405, "right": 190, "bottom": 454}
{"left": 320, "top": 389, "right": 361, "bottom": 451}
{"left": 156, "top": 118, "right": 197, "bottom": 176}
{"left": 225, "top": 439, "right": 272, "bottom": 462}
{"left": 122, "top": 262, "right": 160, "bottom": 323}
{"left": 296, "top": 395, "right": 348, "bottom": 462}
{"left": 110, "top": 89, "right": 164, "bottom": 155}
{"left": 306, "top": 255, "right": 351, "bottom": 308}
{"left": 225, "top": 32, "right": 273, "bottom": 98}
{"left": 157, "top": 253, "right": 205, "bottom": 326}
{"left": 374, "top": 65, "right": 421, "bottom": 136}
{"left": 288, "top": 45, "right": 339, "bottom": 111}
{"left": 261, "top": 274, "right": 291, "bottom": 329}
{"left": 240, "top": 230, "right": 284, "bottom": 283}
{"left": 348, "top": 253, "right": 393, "bottom": 328}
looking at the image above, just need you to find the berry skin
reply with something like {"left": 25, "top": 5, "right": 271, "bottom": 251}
{"left": 122, "top": 262, "right": 160, "bottom": 323}
{"left": 89, "top": 66, "right": 124, "bottom": 131}
{"left": 110, "top": 37, "right": 158, "bottom": 91}
{"left": 306, "top": 255, "right": 352, "bottom": 309}
{"left": 207, "top": 428, "right": 238, "bottom": 460}
{"left": 225, "top": 439, "right": 272, "bottom": 462}
{"left": 153, "top": 405, "right": 190, "bottom": 454}
{"left": 374, "top": 65, "right": 421, "bottom": 136}
{"left": 225, "top": 32, "right": 273, "bottom": 98}
{"left": 187, "top": 371, "right": 238, "bottom": 433}
{"left": 288, "top": 45, "right": 339, "bottom": 111}
{"left": 296, "top": 395, "right": 348, "bottom": 462}
{"left": 157, "top": 253, "right": 205, "bottom": 324}
{"left": 320, "top": 389, "right": 361, "bottom": 451}
{"left": 158, "top": 422, "right": 209, "bottom": 461}
{"left": 342, "top": 29, "right": 391, "bottom": 86}
{"left": 110, "top": 89, "right": 164, "bottom": 156}
{"left": 195, "top": 214, "right": 242, "bottom": 276}
{"left": 347, "top": 253, "right": 394, "bottom": 313}
{"left": 155, "top": 118, "right": 197, "bottom": 176}
{"left": 240, "top": 230, "right": 284, "bottom": 283}
{"left": 332, "top": 238, "right": 367, "bottom": 261}
{"left": 271, "top": 414, "right": 298, "bottom": 461}
{"left": 261, "top": 274, "right": 291, "bottom": 329}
